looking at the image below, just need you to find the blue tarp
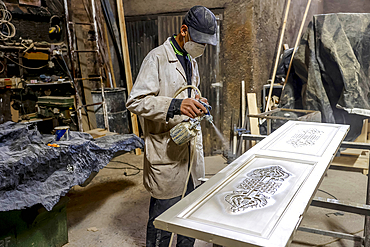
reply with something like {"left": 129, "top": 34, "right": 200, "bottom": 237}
{"left": 0, "top": 121, "right": 144, "bottom": 211}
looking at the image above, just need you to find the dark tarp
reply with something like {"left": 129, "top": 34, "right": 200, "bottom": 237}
{"left": 280, "top": 13, "right": 370, "bottom": 141}
{"left": 0, "top": 121, "right": 144, "bottom": 212}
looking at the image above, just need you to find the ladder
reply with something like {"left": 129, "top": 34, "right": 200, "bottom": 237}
{"left": 63, "top": 0, "right": 109, "bottom": 132}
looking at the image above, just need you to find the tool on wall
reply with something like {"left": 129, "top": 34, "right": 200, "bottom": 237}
{"left": 49, "top": 15, "right": 62, "bottom": 35}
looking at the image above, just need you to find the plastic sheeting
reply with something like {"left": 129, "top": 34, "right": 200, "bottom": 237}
{"left": 0, "top": 121, "right": 144, "bottom": 211}
{"left": 280, "top": 13, "right": 370, "bottom": 141}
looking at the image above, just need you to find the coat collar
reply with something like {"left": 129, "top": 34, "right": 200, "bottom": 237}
{"left": 163, "top": 37, "right": 186, "bottom": 81}
{"left": 163, "top": 37, "right": 178, "bottom": 62}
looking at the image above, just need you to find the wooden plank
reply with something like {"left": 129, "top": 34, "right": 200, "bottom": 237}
{"left": 117, "top": 0, "right": 141, "bottom": 155}
{"left": 355, "top": 119, "right": 368, "bottom": 143}
{"left": 283, "top": 0, "right": 312, "bottom": 89}
{"left": 85, "top": 128, "right": 117, "bottom": 139}
{"left": 10, "top": 101, "right": 19, "bottom": 122}
{"left": 331, "top": 151, "right": 369, "bottom": 175}
{"left": 247, "top": 93, "right": 260, "bottom": 147}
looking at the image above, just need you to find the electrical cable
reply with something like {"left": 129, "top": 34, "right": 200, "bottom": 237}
{"left": 317, "top": 189, "right": 338, "bottom": 200}
{"left": 106, "top": 160, "right": 142, "bottom": 176}
{"left": 5, "top": 55, "right": 48, "bottom": 70}
{"left": 54, "top": 56, "right": 71, "bottom": 76}
{"left": 0, "top": 60, "right": 4, "bottom": 74}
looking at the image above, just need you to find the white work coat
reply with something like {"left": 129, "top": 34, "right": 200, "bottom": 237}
{"left": 126, "top": 37, "right": 205, "bottom": 199}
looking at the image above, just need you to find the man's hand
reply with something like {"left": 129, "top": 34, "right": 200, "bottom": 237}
{"left": 180, "top": 94, "right": 208, "bottom": 118}
{"left": 197, "top": 94, "right": 208, "bottom": 105}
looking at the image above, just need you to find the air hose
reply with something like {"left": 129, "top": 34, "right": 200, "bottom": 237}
{"left": 168, "top": 85, "right": 202, "bottom": 247}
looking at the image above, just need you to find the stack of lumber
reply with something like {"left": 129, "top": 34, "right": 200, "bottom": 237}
{"left": 331, "top": 119, "right": 369, "bottom": 175}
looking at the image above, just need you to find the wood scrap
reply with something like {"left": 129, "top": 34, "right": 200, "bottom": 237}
{"left": 331, "top": 120, "right": 369, "bottom": 175}
{"left": 247, "top": 93, "right": 260, "bottom": 146}
{"left": 85, "top": 128, "right": 117, "bottom": 139}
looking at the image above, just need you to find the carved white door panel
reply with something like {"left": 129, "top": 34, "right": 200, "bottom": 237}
{"left": 154, "top": 121, "right": 349, "bottom": 247}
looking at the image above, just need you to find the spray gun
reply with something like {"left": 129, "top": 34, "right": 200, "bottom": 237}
{"left": 170, "top": 100, "right": 213, "bottom": 146}
{"left": 198, "top": 100, "right": 213, "bottom": 124}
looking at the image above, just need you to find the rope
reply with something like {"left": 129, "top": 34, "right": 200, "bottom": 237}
{"left": 0, "top": 1, "right": 16, "bottom": 40}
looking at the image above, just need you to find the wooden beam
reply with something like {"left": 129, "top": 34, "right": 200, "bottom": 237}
{"left": 117, "top": 0, "right": 141, "bottom": 155}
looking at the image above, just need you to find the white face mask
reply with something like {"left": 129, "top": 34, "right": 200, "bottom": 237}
{"left": 184, "top": 41, "right": 206, "bottom": 58}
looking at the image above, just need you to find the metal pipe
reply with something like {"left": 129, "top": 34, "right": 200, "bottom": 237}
{"left": 72, "top": 50, "right": 98, "bottom": 53}
{"left": 77, "top": 107, "right": 83, "bottom": 132}
{"left": 75, "top": 77, "right": 101, "bottom": 81}
{"left": 90, "top": 0, "right": 101, "bottom": 62}
{"left": 298, "top": 227, "right": 363, "bottom": 243}
{"left": 311, "top": 196, "right": 370, "bottom": 216}
{"left": 77, "top": 102, "right": 103, "bottom": 109}
{"left": 100, "top": 68, "right": 110, "bottom": 131}
{"left": 0, "top": 45, "right": 64, "bottom": 51}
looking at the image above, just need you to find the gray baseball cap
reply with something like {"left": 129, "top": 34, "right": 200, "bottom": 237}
{"left": 183, "top": 6, "right": 217, "bottom": 46}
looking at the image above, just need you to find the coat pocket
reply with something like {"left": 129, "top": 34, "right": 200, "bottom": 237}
{"left": 145, "top": 131, "right": 188, "bottom": 165}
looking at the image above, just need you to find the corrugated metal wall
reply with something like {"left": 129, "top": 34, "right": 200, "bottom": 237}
{"left": 126, "top": 18, "right": 158, "bottom": 82}
{"left": 126, "top": 12, "right": 223, "bottom": 156}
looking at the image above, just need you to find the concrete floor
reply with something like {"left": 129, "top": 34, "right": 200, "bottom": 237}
{"left": 64, "top": 152, "right": 367, "bottom": 247}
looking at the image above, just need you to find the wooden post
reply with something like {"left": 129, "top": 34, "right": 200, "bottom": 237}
{"left": 117, "top": 0, "right": 141, "bottom": 155}
{"left": 283, "top": 0, "right": 312, "bottom": 89}
{"left": 265, "top": 0, "right": 292, "bottom": 112}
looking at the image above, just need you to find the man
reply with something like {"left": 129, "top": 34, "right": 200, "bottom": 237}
{"left": 126, "top": 6, "right": 218, "bottom": 247}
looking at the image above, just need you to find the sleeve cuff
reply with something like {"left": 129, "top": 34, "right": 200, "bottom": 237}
{"left": 166, "top": 98, "right": 183, "bottom": 120}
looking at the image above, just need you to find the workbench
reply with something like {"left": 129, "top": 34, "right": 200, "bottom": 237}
{"left": 242, "top": 134, "right": 370, "bottom": 246}
{"left": 154, "top": 121, "right": 349, "bottom": 247}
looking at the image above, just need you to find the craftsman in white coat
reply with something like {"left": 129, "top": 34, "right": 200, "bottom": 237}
{"left": 126, "top": 6, "right": 218, "bottom": 247}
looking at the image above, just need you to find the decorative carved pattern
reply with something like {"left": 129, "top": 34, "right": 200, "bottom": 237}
{"left": 287, "top": 128, "right": 324, "bottom": 148}
{"left": 225, "top": 166, "right": 291, "bottom": 213}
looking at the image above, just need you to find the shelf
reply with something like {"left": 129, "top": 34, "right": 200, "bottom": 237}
{"left": 27, "top": 81, "right": 73, "bottom": 86}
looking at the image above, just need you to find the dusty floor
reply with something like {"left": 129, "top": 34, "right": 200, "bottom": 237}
{"left": 64, "top": 152, "right": 367, "bottom": 247}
